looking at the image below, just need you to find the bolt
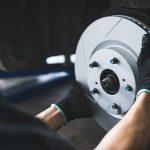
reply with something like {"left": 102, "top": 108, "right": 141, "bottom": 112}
{"left": 91, "top": 88, "right": 99, "bottom": 95}
{"left": 89, "top": 61, "right": 98, "bottom": 68}
{"left": 125, "top": 85, "right": 133, "bottom": 91}
{"left": 110, "top": 57, "right": 119, "bottom": 64}
{"left": 112, "top": 103, "right": 119, "bottom": 109}
{"left": 112, "top": 103, "right": 121, "bottom": 114}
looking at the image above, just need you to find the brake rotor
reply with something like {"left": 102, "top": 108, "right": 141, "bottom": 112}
{"left": 75, "top": 12, "right": 149, "bottom": 131}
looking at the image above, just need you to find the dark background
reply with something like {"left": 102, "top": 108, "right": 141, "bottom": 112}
{"left": 0, "top": 0, "right": 110, "bottom": 70}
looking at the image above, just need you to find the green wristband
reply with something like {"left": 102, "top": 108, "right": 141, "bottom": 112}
{"left": 51, "top": 104, "right": 68, "bottom": 124}
{"left": 136, "top": 89, "right": 150, "bottom": 99}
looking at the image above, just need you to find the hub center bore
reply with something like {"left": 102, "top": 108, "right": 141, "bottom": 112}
{"left": 100, "top": 69, "right": 120, "bottom": 95}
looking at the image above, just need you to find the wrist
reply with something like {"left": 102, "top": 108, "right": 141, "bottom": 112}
{"left": 136, "top": 93, "right": 150, "bottom": 110}
{"left": 36, "top": 106, "right": 66, "bottom": 130}
{"left": 51, "top": 104, "right": 68, "bottom": 124}
{"left": 136, "top": 89, "right": 150, "bottom": 99}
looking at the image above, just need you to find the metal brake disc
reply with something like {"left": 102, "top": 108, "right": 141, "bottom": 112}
{"left": 75, "top": 15, "right": 149, "bottom": 131}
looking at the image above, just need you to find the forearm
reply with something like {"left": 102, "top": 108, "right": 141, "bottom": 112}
{"left": 36, "top": 105, "right": 65, "bottom": 131}
{"left": 96, "top": 93, "right": 150, "bottom": 150}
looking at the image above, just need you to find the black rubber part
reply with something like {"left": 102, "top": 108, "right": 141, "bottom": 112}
{"left": 103, "top": 7, "right": 150, "bottom": 27}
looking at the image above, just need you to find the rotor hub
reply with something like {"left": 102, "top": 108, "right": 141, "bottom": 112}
{"left": 87, "top": 47, "right": 137, "bottom": 115}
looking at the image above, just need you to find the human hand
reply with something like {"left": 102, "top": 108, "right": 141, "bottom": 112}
{"left": 137, "top": 33, "right": 150, "bottom": 97}
{"left": 52, "top": 81, "right": 92, "bottom": 123}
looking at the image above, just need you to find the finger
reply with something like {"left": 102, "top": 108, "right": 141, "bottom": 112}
{"left": 142, "top": 34, "right": 150, "bottom": 47}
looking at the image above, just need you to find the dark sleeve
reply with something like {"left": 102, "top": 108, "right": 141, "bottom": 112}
{"left": 0, "top": 100, "right": 77, "bottom": 150}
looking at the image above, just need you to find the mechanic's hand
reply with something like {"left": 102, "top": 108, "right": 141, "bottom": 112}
{"left": 52, "top": 81, "right": 92, "bottom": 123}
{"left": 137, "top": 33, "right": 150, "bottom": 96}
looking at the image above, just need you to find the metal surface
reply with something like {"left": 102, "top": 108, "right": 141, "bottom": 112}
{"left": 75, "top": 15, "right": 148, "bottom": 131}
